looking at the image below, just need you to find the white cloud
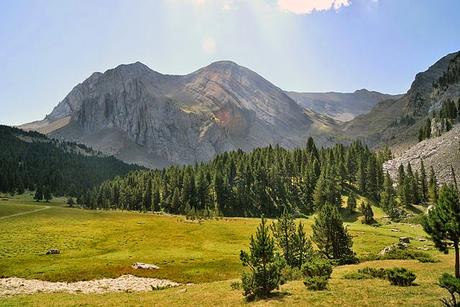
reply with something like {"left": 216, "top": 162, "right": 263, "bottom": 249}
{"left": 277, "top": 0, "right": 351, "bottom": 14}
{"left": 202, "top": 36, "right": 217, "bottom": 54}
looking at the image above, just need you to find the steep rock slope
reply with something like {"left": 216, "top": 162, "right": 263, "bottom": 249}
{"left": 286, "top": 89, "right": 401, "bottom": 122}
{"left": 21, "top": 61, "right": 312, "bottom": 168}
{"left": 383, "top": 124, "right": 460, "bottom": 186}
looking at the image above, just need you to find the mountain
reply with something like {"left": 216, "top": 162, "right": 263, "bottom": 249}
{"left": 286, "top": 89, "right": 401, "bottom": 122}
{"left": 0, "top": 125, "right": 141, "bottom": 196}
{"left": 340, "top": 51, "right": 460, "bottom": 151}
{"left": 21, "top": 61, "right": 313, "bottom": 168}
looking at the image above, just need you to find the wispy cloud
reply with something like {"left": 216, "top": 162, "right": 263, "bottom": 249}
{"left": 277, "top": 0, "right": 351, "bottom": 14}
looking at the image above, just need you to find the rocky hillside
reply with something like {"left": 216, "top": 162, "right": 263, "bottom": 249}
{"left": 286, "top": 89, "right": 400, "bottom": 122}
{"left": 341, "top": 51, "right": 460, "bottom": 150}
{"left": 21, "top": 61, "right": 313, "bottom": 168}
{"left": 383, "top": 124, "right": 460, "bottom": 186}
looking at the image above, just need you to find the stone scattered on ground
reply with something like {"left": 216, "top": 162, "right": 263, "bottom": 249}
{"left": 46, "top": 249, "right": 60, "bottom": 255}
{"left": 131, "top": 262, "right": 160, "bottom": 270}
{"left": 0, "top": 275, "right": 180, "bottom": 296}
{"left": 399, "top": 237, "right": 411, "bottom": 244}
{"left": 390, "top": 228, "right": 400, "bottom": 232}
{"left": 379, "top": 242, "right": 409, "bottom": 256}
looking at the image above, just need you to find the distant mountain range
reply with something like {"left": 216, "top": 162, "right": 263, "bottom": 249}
{"left": 286, "top": 89, "right": 401, "bottom": 122}
{"left": 20, "top": 51, "right": 460, "bottom": 174}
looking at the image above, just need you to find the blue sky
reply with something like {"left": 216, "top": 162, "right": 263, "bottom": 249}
{"left": 1, "top": 0, "right": 459, "bottom": 125}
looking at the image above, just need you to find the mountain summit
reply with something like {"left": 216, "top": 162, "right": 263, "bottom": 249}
{"left": 22, "top": 61, "right": 313, "bottom": 168}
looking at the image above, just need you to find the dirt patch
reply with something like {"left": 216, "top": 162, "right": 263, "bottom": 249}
{"left": 0, "top": 275, "right": 180, "bottom": 296}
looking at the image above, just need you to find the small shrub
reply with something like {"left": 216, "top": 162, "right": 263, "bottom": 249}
{"left": 304, "top": 276, "right": 329, "bottom": 291}
{"left": 380, "top": 248, "right": 437, "bottom": 263}
{"left": 302, "top": 257, "right": 333, "bottom": 291}
{"left": 359, "top": 267, "right": 388, "bottom": 279}
{"left": 343, "top": 267, "right": 388, "bottom": 280}
{"left": 387, "top": 268, "right": 416, "bottom": 286}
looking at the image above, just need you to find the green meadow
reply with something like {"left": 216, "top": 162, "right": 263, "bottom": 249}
{"left": 0, "top": 194, "right": 454, "bottom": 306}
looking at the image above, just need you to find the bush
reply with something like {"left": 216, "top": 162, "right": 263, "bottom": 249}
{"left": 379, "top": 248, "right": 437, "bottom": 263}
{"left": 438, "top": 273, "right": 460, "bottom": 307}
{"left": 281, "top": 266, "right": 303, "bottom": 282}
{"left": 304, "top": 276, "right": 329, "bottom": 291}
{"left": 344, "top": 267, "right": 388, "bottom": 280}
{"left": 387, "top": 268, "right": 416, "bottom": 286}
{"left": 302, "top": 257, "right": 333, "bottom": 291}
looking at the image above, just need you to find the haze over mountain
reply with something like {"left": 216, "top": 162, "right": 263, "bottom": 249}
{"left": 286, "top": 89, "right": 402, "bottom": 122}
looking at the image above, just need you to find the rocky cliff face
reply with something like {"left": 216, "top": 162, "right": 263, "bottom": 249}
{"left": 286, "top": 89, "right": 401, "bottom": 122}
{"left": 25, "top": 61, "right": 313, "bottom": 168}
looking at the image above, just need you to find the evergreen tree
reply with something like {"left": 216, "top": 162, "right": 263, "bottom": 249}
{"left": 428, "top": 167, "right": 439, "bottom": 205}
{"left": 34, "top": 186, "right": 43, "bottom": 202}
{"left": 240, "top": 217, "right": 283, "bottom": 298}
{"left": 361, "top": 203, "right": 374, "bottom": 224}
{"left": 420, "top": 160, "right": 428, "bottom": 203}
{"left": 271, "top": 210, "right": 296, "bottom": 267}
{"left": 381, "top": 172, "right": 398, "bottom": 219}
{"left": 423, "top": 185, "right": 460, "bottom": 277}
{"left": 347, "top": 193, "right": 357, "bottom": 214}
{"left": 312, "top": 203, "right": 356, "bottom": 264}
{"left": 43, "top": 187, "right": 52, "bottom": 202}
{"left": 291, "top": 221, "right": 313, "bottom": 269}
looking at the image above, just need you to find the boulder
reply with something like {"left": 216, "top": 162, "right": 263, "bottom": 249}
{"left": 132, "top": 262, "right": 159, "bottom": 270}
{"left": 46, "top": 249, "right": 60, "bottom": 255}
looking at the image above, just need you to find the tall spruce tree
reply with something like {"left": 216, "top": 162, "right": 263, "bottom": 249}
{"left": 381, "top": 172, "right": 398, "bottom": 219}
{"left": 420, "top": 160, "right": 428, "bottom": 203}
{"left": 423, "top": 185, "right": 460, "bottom": 277}
{"left": 312, "top": 203, "right": 356, "bottom": 264}
{"left": 292, "top": 221, "right": 313, "bottom": 269}
{"left": 428, "top": 167, "right": 439, "bottom": 205}
{"left": 271, "top": 210, "right": 296, "bottom": 267}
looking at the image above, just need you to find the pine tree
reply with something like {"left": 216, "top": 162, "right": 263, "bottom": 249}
{"left": 361, "top": 203, "right": 374, "bottom": 224}
{"left": 291, "top": 221, "right": 313, "bottom": 269}
{"left": 423, "top": 185, "right": 460, "bottom": 277}
{"left": 240, "top": 217, "right": 283, "bottom": 298}
{"left": 381, "top": 172, "right": 398, "bottom": 219}
{"left": 34, "top": 186, "right": 43, "bottom": 202}
{"left": 420, "top": 160, "right": 428, "bottom": 203}
{"left": 312, "top": 203, "right": 356, "bottom": 264}
{"left": 428, "top": 167, "right": 439, "bottom": 205}
{"left": 347, "top": 193, "right": 357, "bottom": 214}
{"left": 271, "top": 210, "right": 296, "bottom": 267}
{"left": 43, "top": 186, "right": 52, "bottom": 203}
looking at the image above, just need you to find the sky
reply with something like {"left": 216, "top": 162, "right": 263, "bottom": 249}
{"left": 1, "top": 0, "right": 459, "bottom": 125}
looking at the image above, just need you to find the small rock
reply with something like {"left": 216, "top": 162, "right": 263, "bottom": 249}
{"left": 46, "top": 249, "right": 60, "bottom": 255}
{"left": 178, "top": 288, "right": 187, "bottom": 293}
{"left": 391, "top": 228, "right": 400, "bottom": 232}
{"left": 399, "top": 237, "right": 411, "bottom": 244}
{"left": 132, "top": 262, "right": 159, "bottom": 270}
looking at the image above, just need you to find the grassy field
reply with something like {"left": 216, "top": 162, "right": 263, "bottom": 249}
{"left": 0, "top": 194, "right": 455, "bottom": 306}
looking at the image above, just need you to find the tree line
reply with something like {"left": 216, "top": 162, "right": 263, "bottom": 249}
{"left": 0, "top": 125, "right": 141, "bottom": 196}
{"left": 80, "top": 138, "right": 392, "bottom": 217}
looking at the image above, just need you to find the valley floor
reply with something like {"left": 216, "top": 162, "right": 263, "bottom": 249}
{"left": 0, "top": 194, "right": 453, "bottom": 306}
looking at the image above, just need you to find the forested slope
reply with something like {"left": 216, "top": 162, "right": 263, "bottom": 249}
{"left": 0, "top": 125, "right": 142, "bottom": 196}
{"left": 81, "top": 138, "right": 392, "bottom": 217}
